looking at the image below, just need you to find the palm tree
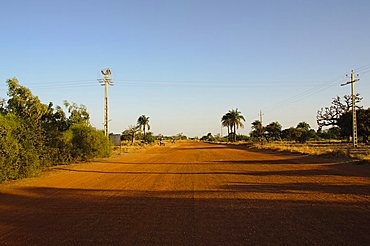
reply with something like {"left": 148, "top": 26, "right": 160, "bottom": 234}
{"left": 251, "top": 120, "right": 264, "bottom": 141}
{"left": 221, "top": 113, "right": 232, "bottom": 137}
{"left": 137, "top": 115, "right": 150, "bottom": 139}
{"left": 222, "top": 109, "right": 245, "bottom": 142}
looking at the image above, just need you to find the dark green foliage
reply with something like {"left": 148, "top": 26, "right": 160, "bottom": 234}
{"left": 265, "top": 122, "right": 282, "bottom": 141}
{"left": 338, "top": 108, "right": 370, "bottom": 143}
{"left": 0, "top": 114, "right": 42, "bottom": 182}
{"left": 221, "top": 109, "right": 246, "bottom": 142}
{"left": 69, "top": 124, "right": 111, "bottom": 161}
{"left": 200, "top": 133, "right": 215, "bottom": 141}
{"left": 236, "top": 134, "right": 249, "bottom": 141}
{"left": 281, "top": 122, "right": 316, "bottom": 143}
{"left": 250, "top": 120, "right": 264, "bottom": 141}
{"left": 357, "top": 108, "right": 370, "bottom": 143}
{"left": 137, "top": 115, "right": 150, "bottom": 139}
{"left": 281, "top": 127, "right": 296, "bottom": 141}
{"left": 143, "top": 132, "right": 155, "bottom": 143}
{"left": 0, "top": 114, "right": 21, "bottom": 181}
{"left": 0, "top": 78, "right": 111, "bottom": 182}
{"left": 318, "top": 127, "right": 341, "bottom": 140}
{"left": 122, "top": 125, "right": 139, "bottom": 144}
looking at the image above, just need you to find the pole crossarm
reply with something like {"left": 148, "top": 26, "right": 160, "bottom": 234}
{"left": 341, "top": 79, "right": 359, "bottom": 86}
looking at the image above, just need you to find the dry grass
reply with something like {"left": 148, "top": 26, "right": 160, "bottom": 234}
{"left": 249, "top": 141, "right": 370, "bottom": 160}
{"left": 111, "top": 140, "right": 178, "bottom": 155}
{"left": 111, "top": 142, "right": 154, "bottom": 155}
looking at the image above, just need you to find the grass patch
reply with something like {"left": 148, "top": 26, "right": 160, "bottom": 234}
{"left": 248, "top": 141, "right": 370, "bottom": 160}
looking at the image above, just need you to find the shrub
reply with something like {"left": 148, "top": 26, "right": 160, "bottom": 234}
{"left": 0, "top": 114, "right": 21, "bottom": 181}
{"left": 69, "top": 124, "right": 111, "bottom": 161}
{"left": 1, "top": 78, "right": 112, "bottom": 182}
{"left": 143, "top": 132, "right": 155, "bottom": 143}
{"left": 0, "top": 114, "right": 42, "bottom": 181}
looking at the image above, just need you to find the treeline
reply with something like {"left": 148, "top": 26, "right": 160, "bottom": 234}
{"left": 203, "top": 97, "right": 370, "bottom": 144}
{"left": 0, "top": 78, "right": 111, "bottom": 182}
{"left": 120, "top": 116, "right": 188, "bottom": 145}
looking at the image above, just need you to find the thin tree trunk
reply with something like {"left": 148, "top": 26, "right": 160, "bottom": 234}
{"left": 234, "top": 123, "right": 237, "bottom": 142}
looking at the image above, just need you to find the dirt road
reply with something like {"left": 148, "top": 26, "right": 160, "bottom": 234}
{"left": 1, "top": 142, "right": 369, "bottom": 245}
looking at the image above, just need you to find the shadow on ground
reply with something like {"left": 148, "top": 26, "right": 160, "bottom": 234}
{"left": 1, "top": 187, "right": 369, "bottom": 245}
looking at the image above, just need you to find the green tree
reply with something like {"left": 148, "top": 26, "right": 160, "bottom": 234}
{"left": 265, "top": 121, "right": 282, "bottom": 141}
{"left": 64, "top": 101, "right": 90, "bottom": 126}
{"left": 0, "top": 97, "right": 6, "bottom": 114}
{"left": 338, "top": 108, "right": 370, "bottom": 143}
{"left": 122, "top": 125, "right": 140, "bottom": 144}
{"left": 0, "top": 114, "right": 21, "bottom": 181}
{"left": 137, "top": 115, "right": 150, "bottom": 139}
{"left": 281, "top": 127, "right": 296, "bottom": 141}
{"left": 1, "top": 78, "right": 111, "bottom": 182}
{"left": 318, "top": 127, "right": 341, "bottom": 140}
{"left": 297, "top": 122, "right": 311, "bottom": 131}
{"left": 143, "top": 132, "right": 155, "bottom": 143}
{"left": 222, "top": 109, "right": 245, "bottom": 142}
{"left": 250, "top": 120, "right": 264, "bottom": 141}
{"left": 200, "top": 133, "right": 215, "bottom": 141}
{"left": 6, "top": 78, "right": 47, "bottom": 122}
{"left": 317, "top": 94, "right": 362, "bottom": 129}
{"left": 5, "top": 78, "right": 48, "bottom": 164}
{"left": 294, "top": 122, "right": 316, "bottom": 143}
{"left": 68, "top": 124, "right": 111, "bottom": 161}
{"left": 221, "top": 113, "right": 232, "bottom": 137}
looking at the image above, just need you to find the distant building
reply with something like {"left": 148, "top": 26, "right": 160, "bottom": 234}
{"left": 109, "top": 134, "right": 121, "bottom": 146}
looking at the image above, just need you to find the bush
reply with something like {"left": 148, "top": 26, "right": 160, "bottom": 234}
{"left": 236, "top": 134, "right": 249, "bottom": 141}
{"left": 0, "top": 78, "right": 112, "bottom": 182}
{"left": 69, "top": 124, "right": 111, "bottom": 161}
{"left": 143, "top": 132, "right": 155, "bottom": 144}
{"left": 200, "top": 133, "right": 215, "bottom": 141}
{"left": 0, "top": 114, "right": 21, "bottom": 181}
{"left": 0, "top": 114, "right": 42, "bottom": 182}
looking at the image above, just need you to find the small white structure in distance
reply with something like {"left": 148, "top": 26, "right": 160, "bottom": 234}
{"left": 109, "top": 134, "right": 121, "bottom": 146}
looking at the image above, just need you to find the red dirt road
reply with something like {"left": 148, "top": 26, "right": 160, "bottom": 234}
{"left": 1, "top": 142, "right": 369, "bottom": 245}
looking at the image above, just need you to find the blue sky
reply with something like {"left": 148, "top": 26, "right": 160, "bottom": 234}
{"left": 1, "top": 0, "right": 369, "bottom": 137}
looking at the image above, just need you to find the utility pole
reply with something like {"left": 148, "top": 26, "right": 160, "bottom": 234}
{"left": 259, "top": 110, "right": 263, "bottom": 125}
{"left": 341, "top": 70, "right": 360, "bottom": 148}
{"left": 98, "top": 68, "right": 113, "bottom": 137}
{"left": 259, "top": 110, "right": 264, "bottom": 141}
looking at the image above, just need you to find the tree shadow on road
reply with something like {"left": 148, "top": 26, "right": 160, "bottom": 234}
{"left": 218, "top": 182, "right": 369, "bottom": 196}
{"left": 1, "top": 187, "right": 369, "bottom": 245}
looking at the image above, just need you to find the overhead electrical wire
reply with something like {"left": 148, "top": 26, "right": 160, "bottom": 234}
{"left": 18, "top": 66, "right": 368, "bottom": 109}
{"left": 24, "top": 78, "right": 342, "bottom": 89}
{"left": 262, "top": 74, "right": 348, "bottom": 114}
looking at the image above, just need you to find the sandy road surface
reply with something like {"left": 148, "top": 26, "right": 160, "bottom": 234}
{"left": 1, "top": 142, "right": 369, "bottom": 245}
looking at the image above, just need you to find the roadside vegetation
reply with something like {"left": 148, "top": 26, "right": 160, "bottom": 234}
{"left": 0, "top": 78, "right": 111, "bottom": 182}
{"left": 119, "top": 115, "right": 188, "bottom": 152}
{"left": 202, "top": 98, "right": 370, "bottom": 160}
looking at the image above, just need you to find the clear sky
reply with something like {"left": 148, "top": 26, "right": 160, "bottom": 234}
{"left": 1, "top": 0, "right": 369, "bottom": 137}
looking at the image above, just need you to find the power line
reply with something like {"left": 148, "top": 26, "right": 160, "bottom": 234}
{"left": 355, "top": 64, "right": 370, "bottom": 72}
{"left": 23, "top": 79, "right": 344, "bottom": 89}
{"left": 262, "top": 75, "right": 344, "bottom": 113}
